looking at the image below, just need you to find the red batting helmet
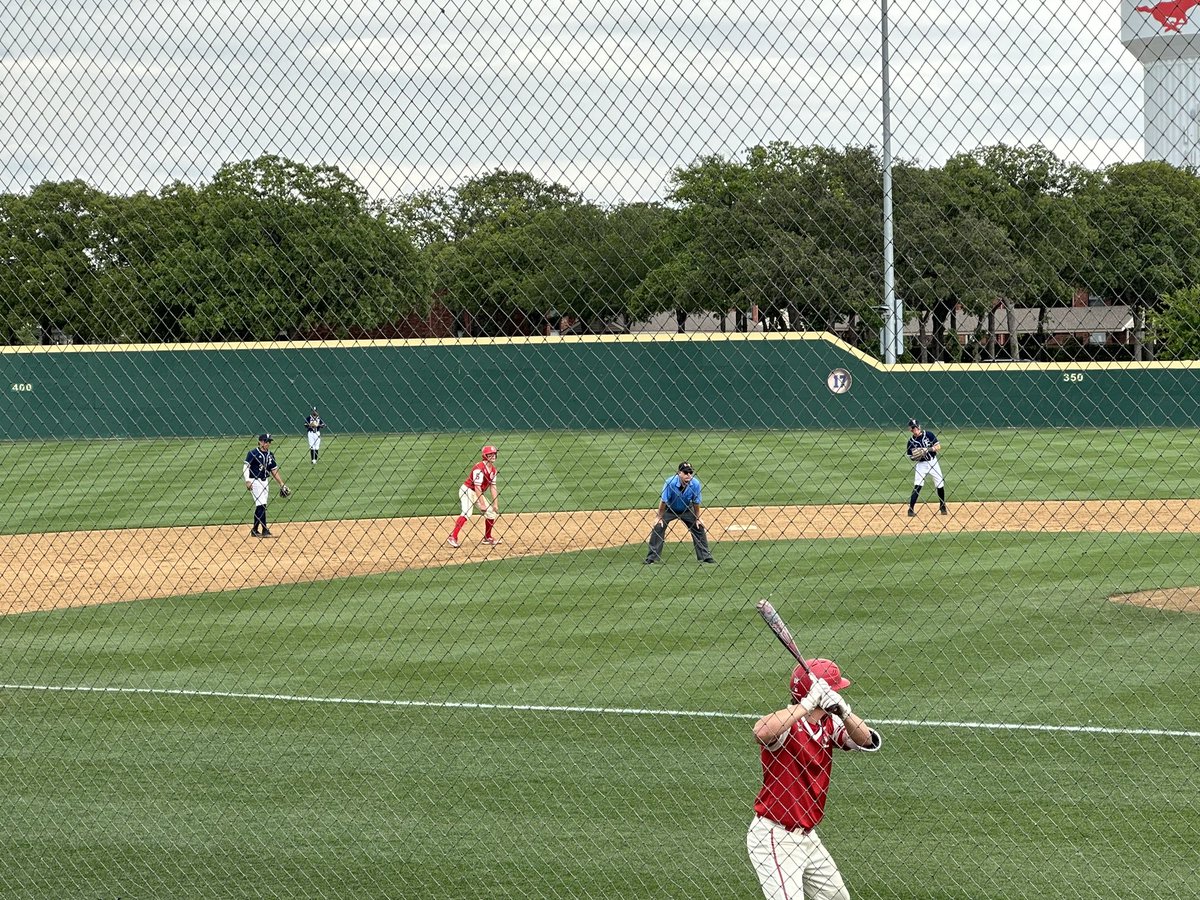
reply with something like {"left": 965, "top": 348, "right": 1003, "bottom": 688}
{"left": 481, "top": 445, "right": 498, "bottom": 459}
{"left": 790, "top": 658, "right": 852, "bottom": 701}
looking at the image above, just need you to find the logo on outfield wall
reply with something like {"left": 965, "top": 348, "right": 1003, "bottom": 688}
{"left": 1135, "top": 0, "right": 1200, "bottom": 31}
{"left": 826, "top": 369, "right": 852, "bottom": 394}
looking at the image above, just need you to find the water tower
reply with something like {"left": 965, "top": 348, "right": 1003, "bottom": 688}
{"left": 1122, "top": 0, "right": 1200, "bottom": 166}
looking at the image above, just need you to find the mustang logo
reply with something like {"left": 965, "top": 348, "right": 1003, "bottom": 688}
{"left": 1136, "top": 0, "right": 1200, "bottom": 32}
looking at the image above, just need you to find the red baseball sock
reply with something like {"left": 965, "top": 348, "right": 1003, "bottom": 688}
{"left": 484, "top": 519, "right": 494, "bottom": 539}
{"left": 452, "top": 516, "right": 467, "bottom": 539}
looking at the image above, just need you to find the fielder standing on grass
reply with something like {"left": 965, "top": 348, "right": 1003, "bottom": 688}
{"left": 905, "top": 417, "right": 948, "bottom": 517}
{"left": 747, "top": 658, "right": 881, "bottom": 900}
{"left": 244, "top": 433, "right": 289, "bottom": 538}
{"left": 305, "top": 407, "right": 325, "bottom": 464}
{"left": 448, "top": 444, "right": 500, "bottom": 547}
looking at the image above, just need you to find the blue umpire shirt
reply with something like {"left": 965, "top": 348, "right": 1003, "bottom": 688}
{"left": 661, "top": 474, "right": 702, "bottom": 513}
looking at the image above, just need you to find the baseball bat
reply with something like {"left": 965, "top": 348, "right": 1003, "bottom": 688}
{"left": 755, "top": 599, "right": 812, "bottom": 674}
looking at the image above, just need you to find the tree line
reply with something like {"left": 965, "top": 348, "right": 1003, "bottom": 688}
{"left": 4, "top": 146, "right": 1200, "bottom": 360}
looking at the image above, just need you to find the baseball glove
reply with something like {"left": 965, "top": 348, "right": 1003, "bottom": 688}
{"left": 279, "top": 485, "right": 292, "bottom": 498}
{"left": 910, "top": 448, "right": 929, "bottom": 462}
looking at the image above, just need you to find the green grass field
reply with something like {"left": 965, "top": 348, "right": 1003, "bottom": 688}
{"left": 2, "top": 430, "right": 1199, "bottom": 898}
{"left": 2, "top": 427, "right": 1199, "bottom": 533}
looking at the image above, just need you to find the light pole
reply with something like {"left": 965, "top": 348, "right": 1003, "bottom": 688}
{"left": 880, "top": 0, "right": 901, "bottom": 364}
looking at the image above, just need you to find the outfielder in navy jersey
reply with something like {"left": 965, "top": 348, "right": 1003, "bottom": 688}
{"left": 905, "top": 418, "right": 947, "bottom": 517}
{"left": 305, "top": 408, "right": 325, "bottom": 464}
{"left": 244, "top": 433, "right": 289, "bottom": 537}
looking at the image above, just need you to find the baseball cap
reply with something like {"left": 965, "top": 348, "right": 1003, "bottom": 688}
{"left": 790, "top": 658, "right": 852, "bottom": 701}
{"left": 678, "top": 461, "right": 694, "bottom": 474}
{"left": 907, "top": 418, "right": 919, "bottom": 428}
{"left": 258, "top": 433, "right": 273, "bottom": 442}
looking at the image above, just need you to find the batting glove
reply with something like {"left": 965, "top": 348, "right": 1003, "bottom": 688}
{"left": 823, "top": 689, "right": 852, "bottom": 719}
{"left": 802, "top": 678, "right": 831, "bottom": 711}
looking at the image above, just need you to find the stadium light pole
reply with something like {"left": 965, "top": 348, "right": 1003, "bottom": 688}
{"left": 880, "top": 0, "right": 900, "bottom": 364}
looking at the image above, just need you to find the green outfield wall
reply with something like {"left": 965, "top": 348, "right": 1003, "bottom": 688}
{"left": 2, "top": 334, "right": 1198, "bottom": 439}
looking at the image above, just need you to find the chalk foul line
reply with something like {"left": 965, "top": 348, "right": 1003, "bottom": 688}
{"left": 2, "top": 683, "right": 1197, "bottom": 739}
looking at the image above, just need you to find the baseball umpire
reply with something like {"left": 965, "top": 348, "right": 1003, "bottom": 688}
{"left": 746, "top": 658, "right": 881, "bottom": 900}
{"left": 644, "top": 461, "right": 715, "bottom": 564}
{"left": 244, "top": 433, "right": 289, "bottom": 537}
{"left": 905, "top": 418, "right": 948, "bottom": 517}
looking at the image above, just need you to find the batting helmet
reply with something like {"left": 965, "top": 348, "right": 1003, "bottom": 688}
{"left": 481, "top": 444, "right": 498, "bottom": 459}
{"left": 790, "top": 658, "right": 852, "bottom": 701}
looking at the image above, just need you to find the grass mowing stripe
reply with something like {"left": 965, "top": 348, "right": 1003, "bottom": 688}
{"left": 4, "top": 683, "right": 1198, "bottom": 738}
{"left": 6, "top": 428, "right": 1200, "bottom": 533}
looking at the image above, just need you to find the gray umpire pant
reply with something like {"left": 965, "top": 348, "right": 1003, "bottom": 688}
{"left": 646, "top": 507, "right": 713, "bottom": 562}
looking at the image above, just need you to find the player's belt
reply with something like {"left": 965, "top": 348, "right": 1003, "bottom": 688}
{"left": 759, "top": 815, "right": 813, "bottom": 835}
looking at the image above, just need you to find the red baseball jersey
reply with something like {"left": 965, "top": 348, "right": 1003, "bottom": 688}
{"left": 464, "top": 461, "right": 497, "bottom": 492}
{"left": 754, "top": 717, "right": 876, "bottom": 831}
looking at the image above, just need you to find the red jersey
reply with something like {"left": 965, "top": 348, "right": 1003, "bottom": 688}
{"left": 754, "top": 717, "right": 865, "bottom": 831}
{"left": 464, "top": 461, "right": 498, "bottom": 492}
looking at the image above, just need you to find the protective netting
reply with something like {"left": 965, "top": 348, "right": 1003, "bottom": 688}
{"left": 2, "top": 1, "right": 1199, "bottom": 898}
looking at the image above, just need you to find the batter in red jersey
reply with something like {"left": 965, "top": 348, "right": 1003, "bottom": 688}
{"left": 448, "top": 445, "right": 500, "bottom": 547}
{"left": 747, "top": 658, "right": 882, "bottom": 900}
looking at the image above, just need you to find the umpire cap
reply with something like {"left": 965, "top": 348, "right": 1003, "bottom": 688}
{"left": 678, "top": 461, "right": 694, "bottom": 474}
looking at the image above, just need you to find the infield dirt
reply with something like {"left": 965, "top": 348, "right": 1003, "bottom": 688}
{"left": 4, "top": 499, "right": 1200, "bottom": 616}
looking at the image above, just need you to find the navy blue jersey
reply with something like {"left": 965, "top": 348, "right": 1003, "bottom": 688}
{"left": 907, "top": 430, "right": 938, "bottom": 460}
{"left": 306, "top": 414, "right": 324, "bottom": 433}
{"left": 245, "top": 448, "right": 278, "bottom": 480}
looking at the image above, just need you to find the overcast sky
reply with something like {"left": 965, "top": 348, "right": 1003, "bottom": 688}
{"left": 0, "top": 0, "right": 1144, "bottom": 204}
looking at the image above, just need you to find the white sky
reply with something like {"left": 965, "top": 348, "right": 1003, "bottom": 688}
{"left": 0, "top": 0, "right": 1145, "bottom": 204}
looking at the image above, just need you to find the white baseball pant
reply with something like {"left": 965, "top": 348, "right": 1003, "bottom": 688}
{"left": 250, "top": 478, "right": 270, "bottom": 506}
{"left": 458, "top": 484, "right": 497, "bottom": 520}
{"left": 307, "top": 431, "right": 321, "bottom": 451}
{"left": 746, "top": 816, "right": 850, "bottom": 900}
{"left": 913, "top": 458, "right": 945, "bottom": 489}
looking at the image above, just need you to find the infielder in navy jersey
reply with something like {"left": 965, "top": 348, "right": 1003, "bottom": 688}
{"left": 905, "top": 418, "right": 947, "bottom": 517}
{"left": 244, "top": 433, "right": 288, "bottom": 537}
{"left": 305, "top": 408, "right": 325, "bottom": 464}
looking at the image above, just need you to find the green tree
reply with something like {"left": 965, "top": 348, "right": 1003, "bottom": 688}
{"left": 513, "top": 202, "right": 676, "bottom": 331}
{"left": 430, "top": 171, "right": 586, "bottom": 334}
{"left": 943, "top": 145, "right": 1092, "bottom": 360}
{"left": 88, "top": 186, "right": 204, "bottom": 341}
{"left": 1081, "top": 161, "right": 1200, "bottom": 360}
{"left": 894, "top": 164, "right": 1018, "bottom": 362}
{"left": 175, "top": 155, "right": 424, "bottom": 340}
{"left": 1151, "top": 285, "right": 1200, "bottom": 359}
{"left": 638, "top": 143, "right": 884, "bottom": 338}
{"left": 1, "top": 181, "right": 96, "bottom": 343}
